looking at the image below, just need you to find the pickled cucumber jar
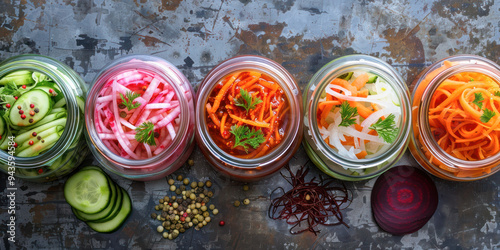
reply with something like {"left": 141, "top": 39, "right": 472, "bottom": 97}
{"left": 85, "top": 55, "right": 195, "bottom": 181}
{"left": 0, "top": 54, "right": 88, "bottom": 182}
{"left": 409, "top": 55, "right": 500, "bottom": 181}
{"left": 303, "top": 55, "right": 411, "bottom": 181}
{"left": 195, "top": 55, "right": 303, "bottom": 181}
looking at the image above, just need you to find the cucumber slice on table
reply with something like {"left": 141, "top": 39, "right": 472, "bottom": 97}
{"left": 64, "top": 169, "right": 111, "bottom": 214}
{"left": 9, "top": 89, "right": 53, "bottom": 127}
{"left": 86, "top": 187, "right": 132, "bottom": 233}
{"left": 73, "top": 177, "right": 118, "bottom": 222}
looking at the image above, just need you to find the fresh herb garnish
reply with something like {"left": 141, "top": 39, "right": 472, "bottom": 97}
{"left": 234, "top": 89, "right": 263, "bottom": 113}
{"left": 230, "top": 125, "right": 265, "bottom": 152}
{"left": 480, "top": 108, "right": 496, "bottom": 123}
{"left": 135, "top": 121, "right": 156, "bottom": 146}
{"left": 472, "top": 92, "right": 484, "bottom": 109}
{"left": 338, "top": 101, "right": 358, "bottom": 127}
{"left": 369, "top": 113, "right": 398, "bottom": 143}
{"left": 494, "top": 91, "right": 500, "bottom": 97}
{"left": 120, "top": 91, "right": 141, "bottom": 111}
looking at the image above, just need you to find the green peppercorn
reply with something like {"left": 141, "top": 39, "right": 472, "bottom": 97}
{"left": 191, "top": 182, "right": 197, "bottom": 189}
{"left": 168, "top": 179, "right": 175, "bottom": 185}
{"left": 213, "top": 209, "right": 219, "bottom": 215}
{"left": 155, "top": 205, "right": 160, "bottom": 211}
{"left": 151, "top": 213, "right": 157, "bottom": 219}
{"left": 199, "top": 193, "right": 205, "bottom": 199}
{"left": 173, "top": 202, "right": 179, "bottom": 209}
{"left": 157, "top": 215, "right": 161, "bottom": 220}
{"left": 202, "top": 221, "right": 207, "bottom": 226}
{"left": 203, "top": 211, "right": 209, "bottom": 218}
{"left": 157, "top": 225, "right": 164, "bottom": 233}
{"left": 188, "top": 159, "right": 194, "bottom": 166}
{"left": 196, "top": 203, "right": 201, "bottom": 209}
{"left": 198, "top": 223, "right": 204, "bottom": 228}
{"left": 201, "top": 205, "right": 207, "bottom": 212}
{"left": 170, "top": 185, "right": 176, "bottom": 192}
{"left": 188, "top": 222, "right": 193, "bottom": 227}
{"left": 183, "top": 178, "right": 189, "bottom": 185}
{"left": 209, "top": 204, "right": 215, "bottom": 210}
{"left": 159, "top": 199, "right": 164, "bottom": 204}
{"left": 205, "top": 216, "right": 211, "bottom": 223}
{"left": 180, "top": 185, "right": 186, "bottom": 191}
{"left": 198, "top": 181, "right": 204, "bottom": 188}
{"left": 177, "top": 175, "right": 183, "bottom": 181}
{"left": 175, "top": 189, "right": 181, "bottom": 195}
{"left": 168, "top": 233, "right": 173, "bottom": 240}
{"left": 205, "top": 180, "right": 212, "bottom": 188}
{"left": 193, "top": 219, "right": 199, "bottom": 224}
{"left": 207, "top": 191, "right": 214, "bottom": 198}
{"left": 189, "top": 193, "right": 196, "bottom": 200}
{"left": 243, "top": 198, "right": 250, "bottom": 205}
{"left": 193, "top": 209, "right": 199, "bottom": 215}
{"left": 171, "top": 196, "right": 176, "bottom": 200}
{"left": 163, "top": 232, "right": 168, "bottom": 238}
{"left": 159, "top": 204, "right": 164, "bottom": 209}
{"left": 203, "top": 197, "right": 210, "bottom": 203}
{"left": 243, "top": 185, "right": 249, "bottom": 191}
{"left": 164, "top": 196, "right": 170, "bottom": 202}
{"left": 234, "top": 200, "right": 241, "bottom": 207}
{"left": 174, "top": 215, "right": 179, "bottom": 221}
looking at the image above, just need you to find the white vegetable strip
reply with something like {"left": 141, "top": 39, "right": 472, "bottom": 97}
{"left": 166, "top": 123, "right": 176, "bottom": 139}
{"left": 129, "top": 78, "right": 160, "bottom": 124}
{"left": 156, "top": 107, "right": 181, "bottom": 128}
{"left": 99, "top": 133, "right": 136, "bottom": 140}
{"left": 325, "top": 87, "right": 389, "bottom": 107}
{"left": 154, "top": 134, "right": 172, "bottom": 155}
{"left": 120, "top": 118, "right": 137, "bottom": 130}
{"left": 144, "top": 143, "right": 152, "bottom": 158}
{"left": 103, "top": 108, "right": 139, "bottom": 159}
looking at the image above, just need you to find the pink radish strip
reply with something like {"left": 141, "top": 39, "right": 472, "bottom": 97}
{"left": 103, "top": 108, "right": 139, "bottom": 159}
{"left": 144, "top": 143, "right": 152, "bottom": 158}
{"left": 154, "top": 134, "right": 172, "bottom": 155}
{"left": 102, "top": 140, "right": 120, "bottom": 155}
{"left": 166, "top": 123, "right": 176, "bottom": 139}
{"left": 120, "top": 118, "right": 136, "bottom": 130}
{"left": 97, "top": 95, "right": 114, "bottom": 103}
{"left": 145, "top": 103, "right": 172, "bottom": 109}
{"left": 115, "top": 84, "right": 147, "bottom": 105}
{"left": 129, "top": 78, "right": 161, "bottom": 124}
{"left": 156, "top": 107, "right": 180, "bottom": 128}
{"left": 134, "top": 90, "right": 169, "bottom": 126}
{"left": 99, "top": 133, "right": 136, "bottom": 140}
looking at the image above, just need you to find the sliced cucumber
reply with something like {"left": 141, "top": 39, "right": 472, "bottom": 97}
{"left": 91, "top": 183, "right": 123, "bottom": 223}
{"left": 74, "top": 177, "right": 118, "bottom": 222}
{"left": 14, "top": 118, "right": 66, "bottom": 144}
{"left": 338, "top": 72, "right": 354, "bottom": 81}
{"left": 76, "top": 96, "right": 85, "bottom": 113}
{"left": 64, "top": 169, "right": 111, "bottom": 214}
{"left": 16, "top": 128, "right": 63, "bottom": 157}
{"left": 0, "top": 71, "right": 34, "bottom": 85}
{"left": 17, "top": 126, "right": 63, "bottom": 152}
{"left": 53, "top": 98, "right": 66, "bottom": 109}
{"left": 86, "top": 187, "right": 132, "bottom": 233}
{"left": 9, "top": 89, "right": 53, "bottom": 127}
{"left": 367, "top": 75, "right": 378, "bottom": 83}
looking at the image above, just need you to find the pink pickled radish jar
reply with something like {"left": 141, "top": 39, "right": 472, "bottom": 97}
{"left": 85, "top": 55, "right": 195, "bottom": 181}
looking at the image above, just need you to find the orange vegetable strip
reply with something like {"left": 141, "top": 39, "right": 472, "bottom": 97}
{"left": 318, "top": 101, "right": 341, "bottom": 109}
{"left": 351, "top": 73, "right": 369, "bottom": 90}
{"left": 220, "top": 113, "right": 228, "bottom": 138}
{"left": 206, "top": 103, "right": 220, "bottom": 127}
{"left": 210, "top": 73, "right": 240, "bottom": 113}
{"left": 228, "top": 113, "right": 270, "bottom": 128}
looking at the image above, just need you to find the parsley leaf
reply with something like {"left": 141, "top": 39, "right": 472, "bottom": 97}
{"left": 230, "top": 125, "right": 265, "bottom": 152}
{"left": 135, "top": 121, "right": 156, "bottom": 146}
{"left": 472, "top": 92, "right": 484, "bottom": 109}
{"left": 234, "top": 89, "right": 263, "bottom": 113}
{"left": 120, "top": 91, "right": 141, "bottom": 111}
{"left": 338, "top": 101, "right": 358, "bottom": 127}
{"left": 494, "top": 91, "right": 500, "bottom": 97}
{"left": 369, "top": 113, "right": 399, "bottom": 143}
{"left": 480, "top": 108, "right": 496, "bottom": 123}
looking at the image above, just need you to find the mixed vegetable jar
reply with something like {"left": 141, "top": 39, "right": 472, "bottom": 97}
{"left": 0, "top": 54, "right": 88, "bottom": 182}
{"left": 195, "top": 55, "right": 303, "bottom": 180}
{"left": 303, "top": 55, "right": 411, "bottom": 181}
{"left": 409, "top": 55, "right": 500, "bottom": 181}
{"left": 85, "top": 55, "right": 195, "bottom": 181}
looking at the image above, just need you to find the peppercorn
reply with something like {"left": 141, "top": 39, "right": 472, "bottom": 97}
{"left": 191, "top": 182, "right": 197, "bottom": 189}
{"left": 203, "top": 211, "right": 209, "bottom": 218}
{"left": 198, "top": 181, "right": 204, "bottom": 188}
{"left": 183, "top": 178, "right": 189, "bottom": 185}
{"left": 243, "top": 199, "right": 250, "bottom": 205}
{"left": 175, "top": 189, "right": 181, "bottom": 195}
{"left": 198, "top": 223, "right": 204, "bottom": 228}
{"left": 162, "top": 232, "right": 168, "bottom": 239}
{"left": 234, "top": 200, "right": 240, "bottom": 207}
{"left": 201, "top": 205, "right": 207, "bottom": 212}
{"left": 219, "top": 221, "right": 225, "bottom": 226}
{"left": 205, "top": 181, "right": 212, "bottom": 188}
{"left": 207, "top": 191, "right": 214, "bottom": 198}
{"left": 170, "top": 185, "right": 176, "bottom": 192}
{"left": 157, "top": 225, "right": 164, "bottom": 233}
{"left": 199, "top": 194, "right": 205, "bottom": 199}
{"left": 180, "top": 185, "right": 186, "bottom": 191}
{"left": 159, "top": 198, "right": 164, "bottom": 204}
{"left": 168, "top": 179, "right": 175, "bottom": 185}
{"left": 151, "top": 213, "right": 157, "bottom": 219}
{"left": 209, "top": 204, "right": 215, "bottom": 210}
{"left": 119, "top": 111, "right": 127, "bottom": 118}
{"left": 155, "top": 205, "right": 160, "bottom": 211}
{"left": 188, "top": 159, "right": 194, "bottom": 166}
{"left": 205, "top": 217, "right": 211, "bottom": 223}
{"left": 243, "top": 185, "right": 249, "bottom": 191}
{"left": 118, "top": 103, "right": 126, "bottom": 109}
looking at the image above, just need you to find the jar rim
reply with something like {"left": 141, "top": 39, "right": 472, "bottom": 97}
{"left": 306, "top": 55, "right": 412, "bottom": 170}
{"left": 416, "top": 56, "right": 500, "bottom": 169}
{"left": 195, "top": 55, "right": 302, "bottom": 169}
{"left": 85, "top": 55, "right": 192, "bottom": 172}
{"left": 0, "top": 54, "right": 83, "bottom": 168}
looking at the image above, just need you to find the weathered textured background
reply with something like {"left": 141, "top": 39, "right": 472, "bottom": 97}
{"left": 0, "top": 0, "right": 499, "bottom": 249}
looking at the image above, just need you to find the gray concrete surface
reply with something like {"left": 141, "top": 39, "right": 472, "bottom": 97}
{"left": 0, "top": 0, "right": 499, "bottom": 249}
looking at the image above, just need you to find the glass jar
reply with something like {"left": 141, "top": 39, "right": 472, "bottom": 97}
{"left": 409, "top": 55, "right": 500, "bottom": 181}
{"left": 303, "top": 55, "right": 411, "bottom": 181}
{"left": 85, "top": 55, "right": 195, "bottom": 181}
{"left": 195, "top": 55, "right": 303, "bottom": 181}
{"left": 0, "top": 54, "right": 88, "bottom": 182}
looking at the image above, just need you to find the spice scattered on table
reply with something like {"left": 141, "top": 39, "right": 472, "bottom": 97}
{"left": 151, "top": 176, "right": 218, "bottom": 240}
{"left": 268, "top": 164, "right": 351, "bottom": 235}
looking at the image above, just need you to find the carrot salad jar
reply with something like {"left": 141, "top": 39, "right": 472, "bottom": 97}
{"left": 85, "top": 55, "right": 195, "bottom": 181}
{"left": 303, "top": 55, "right": 411, "bottom": 181}
{"left": 195, "top": 55, "right": 303, "bottom": 181}
{"left": 409, "top": 55, "right": 500, "bottom": 181}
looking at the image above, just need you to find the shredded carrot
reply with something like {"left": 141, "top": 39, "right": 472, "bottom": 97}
{"left": 206, "top": 71, "right": 289, "bottom": 158}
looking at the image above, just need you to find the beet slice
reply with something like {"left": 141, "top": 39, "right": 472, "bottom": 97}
{"left": 371, "top": 165, "right": 438, "bottom": 235}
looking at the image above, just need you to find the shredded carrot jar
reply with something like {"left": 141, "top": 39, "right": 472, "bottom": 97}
{"left": 409, "top": 55, "right": 500, "bottom": 181}
{"left": 205, "top": 71, "right": 290, "bottom": 158}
